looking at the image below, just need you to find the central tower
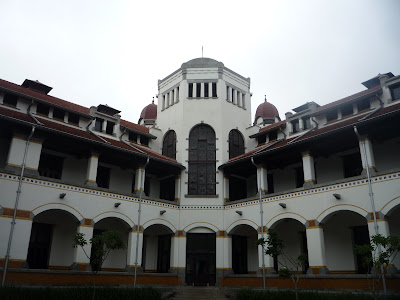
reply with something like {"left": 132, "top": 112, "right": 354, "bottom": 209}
{"left": 156, "top": 58, "right": 252, "bottom": 205}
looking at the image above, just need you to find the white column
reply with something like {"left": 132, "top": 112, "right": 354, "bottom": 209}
{"left": 359, "top": 138, "right": 376, "bottom": 171}
{"left": 48, "top": 107, "right": 54, "bottom": 118}
{"left": 238, "top": 93, "right": 243, "bottom": 107}
{"left": 0, "top": 215, "right": 32, "bottom": 268}
{"left": 134, "top": 167, "right": 145, "bottom": 194}
{"left": 223, "top": 235, "right": 232, "bottom": 272}
{"left": 64, "top": 112, "right": 69, "bottom": 123}
{"left": 101, "top": 120, "right": 107, "bottom": 132}
{"left": 200, "top": 83, "right": 204, "bottom": 98}
{"left": 216, "top": 232, "right": 224, "bottom": 271}
{"left": 126, "top": 227, "right": 143, "bottom": 271}
{"left": 175, "top": 175, "right": 181, "bottom": 201}
{"left": 72, "top": 223, "right": 93, "bottom": 270}
{"left": 242, "top": 93, "right": 246, "bottom": 109}
{"left": 227, "top": 86, "right": 232, "bottom": 101}
{"left": 85, "top": 154, "right": 99, "bottom": 186}
{"left": 223, "top": 176, "right": 229, "bottom": 201}
{"left": 299, "top": 118, "right": 304, "bottom": 130}
{"left": 306, "top": 222, "right": 328, "bottom": 274}
{"left": 258, "top": 231, "right": 275, "bottom": 274}
{"left": 233, "top": 89, "right": 237, "bottom": 105}
{"left": 193, "top": 82, "right": 197, "bottom": 98}
{"left": 6, "top": 135, "right": 42, "bottom": 174}
{"left": 166, "top": 93, "right": 170, "bottom": 108}
{"left": 174, "top": 87, "right": 179, "bottom": 103}
{"left": 302, "top": 152, "right": 316, "bottom": 186}
{"left": 171, "top": 231, "right": 186, "bottom": 280}
{"left": 257, "top": 166, "right": 268, "bottom": 194}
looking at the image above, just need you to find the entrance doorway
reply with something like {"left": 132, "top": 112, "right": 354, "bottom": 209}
{"left": 27, "top": 222, "right": 53, "bottom": 269}
{"left": 186, "top": 233, "right": 216, "bottom": 286}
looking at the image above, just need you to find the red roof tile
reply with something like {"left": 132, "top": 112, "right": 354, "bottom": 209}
{"left": 0, "top": 107, "right": 181, "bottom": 167}
{"left": 0, "top": 78, "right": 150, "bottom": 135}
{"left": 315, "top": 85, "right": 381, "bottom": 114}
{"left": 120, "top": 119, "right": 149, "bottom": 134}
{"left": 0, "top": 78, "right": 90, "bottom": 115}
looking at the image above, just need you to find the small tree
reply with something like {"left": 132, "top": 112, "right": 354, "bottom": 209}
{"left": 354, "top": 234, "right": 400, "bottom": 300}
{"left": 257, "top": 229, "right": 307, "bottom": 300}
{"left": 73, "top": 230, "right": 126, "bottom": 300}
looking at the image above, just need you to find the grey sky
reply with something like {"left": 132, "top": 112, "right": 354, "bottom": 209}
{"left": 1, "top": 0, "right": 399, "bottom": 124}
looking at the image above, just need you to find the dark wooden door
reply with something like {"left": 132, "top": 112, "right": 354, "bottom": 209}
{"left": 157, "top": 234, "right": 171, "bottom": 273}
{"left": 232, "top": 235, "right": 248, "bottom": 274}
{"left": 186, "top": 233, "right": 216, "bottom": 286}
{"left": 27, "top": 222, "right": 53, "bottom": 269}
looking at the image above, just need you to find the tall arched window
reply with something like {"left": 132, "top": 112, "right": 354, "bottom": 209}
{"left": 162, "top": 130, "right": 176, "bottom": 159}
{"left": 229, "top": 129, "right": 245, "bottom": 159}
{"left": 188, "top": 124, "right": 216, "bottom": 195}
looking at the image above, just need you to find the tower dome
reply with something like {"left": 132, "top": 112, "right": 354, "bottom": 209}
{"left": 254, "top": 97, "right": 279, "bottom": 125}
{"left": 138, "top": 99, "right": 157, "bottom": 125}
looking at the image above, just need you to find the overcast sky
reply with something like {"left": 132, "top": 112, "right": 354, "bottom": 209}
{"left": 1, "top": 0, "right": 399, "bottom": 125}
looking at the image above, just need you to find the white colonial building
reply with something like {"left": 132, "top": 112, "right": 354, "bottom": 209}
{"left": 0, "top": 58, "right": 400, "bottom": 289}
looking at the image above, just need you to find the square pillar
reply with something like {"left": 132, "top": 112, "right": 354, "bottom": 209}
{"left": 126, "top": 227, "right": 143, "bottom": 273}
{"left": 71, "top": 222, "right": 93, "bottom": 271}
{"left": 85, "top": 153, "right": 99, "bottom": 187}
{"left": 258, "top": 230, "right": 275, "bottom": 274}
{"left": 227, "top": 86, "right": 232, "bottom": 102}
{"left": 305, "top": 220, "right": 329, "bottom": 274}
{"left": 302, "top": 152, "right": 316, "bottom": 188}
{"left": 0, "top": 211, "right": 32, "bottom": 269}
{"left": 193, "top": 82, "right": 197, "bottom": 98}
{"left": 232, "top": 89, "right": 237, "bottom": 105}
{"left": 223, "top": 176, "right": 229, "bottom": 202}
{"left": 216, "top": 231, "right": 232, "bottom": 285}
{"left": 170, "top": 231, "right": 186, "bottom": 283}
{"left": 367, "top": 214, "right": 398, "bottom": 273}
{"left": 257, "top": 166, "right": 268, "bottom": 195}
{"left": 359, "top": 138, "right": 376, "bottom": 176}
{"left": 175, "top": 175, "right": 181, "bottom": 201}
{"left": 134, "top": 167, "right": 146, "bottom": 195}
{"left": 6, "top": 133, "right": 42, "bottom": 177}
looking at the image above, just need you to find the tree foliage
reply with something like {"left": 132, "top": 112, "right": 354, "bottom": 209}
{"left": 354, "top": 234, "right": 400, "bottom": 299}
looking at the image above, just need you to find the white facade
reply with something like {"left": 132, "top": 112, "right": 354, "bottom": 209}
{"left": 0, "top": 60, "right": 400, "bottom": 287}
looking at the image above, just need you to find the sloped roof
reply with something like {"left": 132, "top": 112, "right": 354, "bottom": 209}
{"left": 222, "top": 102, "right": 400, "bottom": 168}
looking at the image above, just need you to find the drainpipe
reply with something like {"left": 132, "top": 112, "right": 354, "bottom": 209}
{"left": 288, "top": 117, "right": 318, "bottom": 145}
{"left": 354, "top": 125, "right": 387, "bottom": 296}
{"left": 134, "top": 156, "right": 149, "bottom": 288}
{"left": 359, "top": 94, "right": 384, "bottom": 121}
{"left": 119, "top": 128, "right": 147, "bottom": 155}
{"left": 2, "top": 125, "right": 35, "bottom": 287}
{"left": 86, "top": 118, "right": 111, "bottom": 144}
{"left": 251, "top": 157, "right": 266, "bottom": 290}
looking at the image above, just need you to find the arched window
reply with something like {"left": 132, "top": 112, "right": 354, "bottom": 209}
{"left": 188, "top": 124, "right": 216, "bottom": 195}
{"left": 162, "top": 130, "right": 176, "bottom": 159}
{"left": 228, "top": 129, "right": 245, "bottom": 159}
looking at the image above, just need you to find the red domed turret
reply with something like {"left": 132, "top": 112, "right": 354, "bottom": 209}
{"left": 254, "top": 96, "right": 279, "bottom": 125}
{"left": 138, "top": 98, "right": 157, "bottom": 124}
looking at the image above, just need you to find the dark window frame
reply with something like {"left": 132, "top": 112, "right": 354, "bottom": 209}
{"left": 390, "top": 83, "right": 400, "bottom": 101}
{"left": 53, "top": 108, "right": 65, "bottom": 120}
{"left": 257, "top": 134, "right": 267, "bottom": 145}
{"left": 291, "top": 119, "right": 300, "bottom": 133}
{"left": 162, "top": 130, "right": 177, "bottom": 159}
{"left": 106, "top": 121, "right": 115, "bottom": 135}
{"left": 228, "top": 129, "right": 245, "bottom": 159}
{"left": 196, "top": 83, "right": 201, "bottom": 97}
{"left": 188, "top": 83, "right": 193, "bottom": 98}
{"left": 3, "top": 93, "right": 18, "bottom": 107}
{"left": 96, "top": 165, "right": 111, "bottom": 189}
{"left": 94, "top": 118, "right": 104, "bottom": 132}
{"left": 341, "top": 103, "right": 353, "bottom": 117}
{"left": 357, "top": 98, "right": 370, "bottom": 112}
{"left": 68, "top": 113, "right": 80, "bottom": 125}
{"left": 326, "top": 110, "right": 338, "bottom": 122}
{"left": 188, "top": 124, "right": 216, "bottom": 195}
{"left": 212, "top": 82, "right": 217, "bottom": 97}
{"left": 36, "top": 103, "right": 50, "bottom": 116}
{"left": 204, "top": 83, "right": 209, "bottom": 98}
{"left": 38, "top": 152, "right": 64, "bottom": 180}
